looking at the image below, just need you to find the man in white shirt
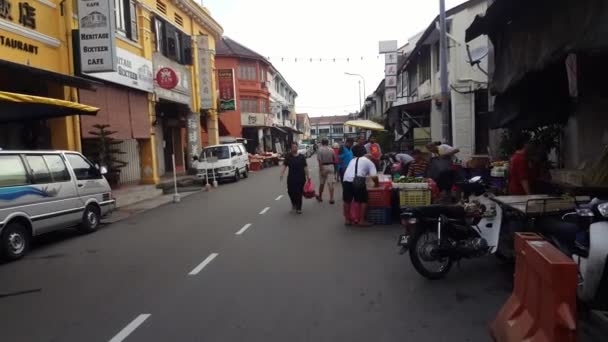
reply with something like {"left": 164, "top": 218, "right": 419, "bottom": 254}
{"left": 342, "top": 145, "right": 379, "bottom": 226}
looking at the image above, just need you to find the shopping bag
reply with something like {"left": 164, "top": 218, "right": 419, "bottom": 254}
{"left": 350, "top": 202, "right": 360, "bottom": 223}
{"left": 303, "top": 179, "right": 316, "bottom": 199}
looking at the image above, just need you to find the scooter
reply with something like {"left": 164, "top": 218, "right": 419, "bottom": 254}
{"left": 398, "top": 176, "right": 506, "bottom": 279}
{"left": 536, "top": 199, "right": 608, "bottom": 310}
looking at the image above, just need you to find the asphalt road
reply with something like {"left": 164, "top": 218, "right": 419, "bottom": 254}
{"left": 0, "top": 158, "right": 511, "bottom": 342}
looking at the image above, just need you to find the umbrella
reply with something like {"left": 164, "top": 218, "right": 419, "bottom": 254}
{"left": 344, "top": 120, "right": 386, "bottom": 131}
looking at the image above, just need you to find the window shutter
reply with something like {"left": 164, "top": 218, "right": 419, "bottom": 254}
{"left": 165, "top": 24, "right": 177, "bottom": 60}
{"left": 183, "top": 35, "right": 193, "bottom": 65}
{"left": 129, "top": 1, "right": 138, "bottom": 41}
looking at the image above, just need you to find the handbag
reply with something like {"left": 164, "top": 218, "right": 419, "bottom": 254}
{"left": 353, "top": 158, "right": 367, "bottom": 191}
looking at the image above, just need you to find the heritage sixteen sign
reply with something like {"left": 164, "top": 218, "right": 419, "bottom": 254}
{"left": 77, "top": 0, "right": 117, "bottom": 73}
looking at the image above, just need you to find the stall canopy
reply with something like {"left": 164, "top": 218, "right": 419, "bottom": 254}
{"left": 0, "top": 91, "right": 99, "bottom": 123}
{"left": 344, "top": 120, "right": 386, "bottom": 132}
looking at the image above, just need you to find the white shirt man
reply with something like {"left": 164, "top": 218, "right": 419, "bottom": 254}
{"left": 343, "top": 156, "right": 378, "bottom": 182}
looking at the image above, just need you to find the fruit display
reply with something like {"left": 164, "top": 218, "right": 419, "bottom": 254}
{"left": 394, "top": 176, "right": 426, "bottom": 183}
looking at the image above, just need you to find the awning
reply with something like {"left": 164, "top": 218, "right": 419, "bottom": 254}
{"left": 344, "top": 120, "right": 386, "bottom": 132}
{"left": 0, "top": 59, "right": 100, "bottom": 90}
{"left": 272, "top": 126, "right": 288, "bottom": 134}
{"left": 280, "top": 126, "right": 303, "bottom": 134}
{"left": 0, "top": 91, "right": 99, "bottom": 123}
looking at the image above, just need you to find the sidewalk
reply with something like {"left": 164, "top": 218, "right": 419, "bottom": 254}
{"left": 106, "top": 183, "right": 202, "bottom": 224}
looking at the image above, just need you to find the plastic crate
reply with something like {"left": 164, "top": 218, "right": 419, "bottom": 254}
{"left": 399, "top": 189, "right": 431, "bottom": 207}
{"left": 367, "top": 188, "right": 392, "bottom": 208}
{"left": 366, "top": 208, "right": 393, "bottom": 225}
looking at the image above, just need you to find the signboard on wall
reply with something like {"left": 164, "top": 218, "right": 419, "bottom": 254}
{"left": 153, "top": 52, "right": 191, "bottom": 106}
{"left": 83, "top": 48, "right": 153, "bottom": 92}
{"left": 78, "top": 0, "right": 117, "bottom": 73}
{"left": 197, "top": 35, "right": 214, "bottom": 110}
{"left": 242, "top": 113, "right": 273, "bottom": 127}
{"left": 380, "top": 40, "right": 398, "bottom": 103}
{"left": 218, "top": 69, "right": 236, "bottom": 111}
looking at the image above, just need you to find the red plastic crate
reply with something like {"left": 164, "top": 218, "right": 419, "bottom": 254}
{"left": 250, "top": 162, "right": 262, "bottom": 171}
{"left": 367, "top": 188, "right": 392, "bottom": 208}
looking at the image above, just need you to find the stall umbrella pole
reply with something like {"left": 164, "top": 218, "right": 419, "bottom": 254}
{"left": 172, "top": 154, "right": 181, "bottom": 203}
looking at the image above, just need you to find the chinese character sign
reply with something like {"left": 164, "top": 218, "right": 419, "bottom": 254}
{"left": 197, "top": 35, "right": 213, "bottom": 110}
{"left": 0, "top": 0, "right": 37, "bottom": 29}
{"left": 218, "top": 69, "right": 236, "bottom": 111}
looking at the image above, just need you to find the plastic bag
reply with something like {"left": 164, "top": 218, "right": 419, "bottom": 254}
{"left": 303, "top": 179, "right": 316, "bottom": 199}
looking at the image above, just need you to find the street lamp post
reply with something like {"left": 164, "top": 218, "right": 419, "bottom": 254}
{"left": 439, "top": 0, "right": 451, "bottom": 144}
{"left": 345, "top": 72, "right": 367, "bottom": 119}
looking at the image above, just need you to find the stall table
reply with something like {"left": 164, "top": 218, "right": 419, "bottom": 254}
{"left": 492, "top": 195, "right": 575, "bottom": 216}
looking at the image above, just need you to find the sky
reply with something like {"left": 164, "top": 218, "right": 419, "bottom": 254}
{"left": 204, "top": 0, "right": 468, "bottom": 117}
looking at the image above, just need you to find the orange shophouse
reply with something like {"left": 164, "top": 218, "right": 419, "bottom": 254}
{"left": 214, "top": 37, "right": 273, "bottom": 154}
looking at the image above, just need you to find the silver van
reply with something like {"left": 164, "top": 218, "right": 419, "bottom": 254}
{"left": 0, "top": 151, "right": 115, "bottom": 261}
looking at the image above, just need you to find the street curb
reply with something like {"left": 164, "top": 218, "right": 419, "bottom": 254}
{"left": 102, "top": 190, "right": 201, "bottom": 225}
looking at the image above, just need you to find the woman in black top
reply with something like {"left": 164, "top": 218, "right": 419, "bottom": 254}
{"left": 281, "top": 142, "right": 310, "bottom": 214}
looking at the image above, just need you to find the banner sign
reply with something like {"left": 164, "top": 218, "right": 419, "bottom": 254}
{"left": 380, "top": 40, "right": 398, "bottom": 103}
{"left": 78, "top": 0, "right": 117, "bottom": 73}
{"left": 197, "top": 35, "right": 214, "bottom": 110}
{"left": 83, "top": 48, "right": 153, "bottom": 92}
{"left": 218, "top": 69, "right": 236, "bottom": 111}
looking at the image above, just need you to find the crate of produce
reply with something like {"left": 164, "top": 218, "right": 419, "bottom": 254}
{"left": 367, "top": 188, "right": 392, "bottom": 208}
{"left": 399, "top": 189, "right": 431, "bottom": 207}
{"left": 249, "top": 162, "right": 262, "bottom": 172}
{"left": 366, "top": 208, "right": 393, "bottom": 225}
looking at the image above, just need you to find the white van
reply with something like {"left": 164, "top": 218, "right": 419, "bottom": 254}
{"left": 196, "top": 143, "right": 250, "bottom": 182}
{"left": 0, "top": 151, "right": 115, "bottom": 260}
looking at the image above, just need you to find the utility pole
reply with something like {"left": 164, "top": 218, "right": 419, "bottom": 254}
{"left": 439, "top": 0, "right": 451, "bottom": 144}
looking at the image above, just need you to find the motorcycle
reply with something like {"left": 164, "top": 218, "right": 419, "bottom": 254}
{"left": 536, "top": 198, "right": 608, "bottom": 310}
{"left": 398, "top": 176, "right": 507, "bottom": 279}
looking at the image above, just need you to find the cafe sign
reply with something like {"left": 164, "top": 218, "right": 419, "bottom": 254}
{"left": 83, "top": 47, "right": 153, "bottom": 92}
{"left": 77, "top": 0, "right": 117, "bottom": 73}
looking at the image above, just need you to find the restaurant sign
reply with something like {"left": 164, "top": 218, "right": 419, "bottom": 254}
{"left": 77, "top": 0, "right": 117, "bottom": 73}
{"left": 83, "top": 47, "right": 153, "bottom": 92}
{"left": 218, "top": 69, "right": 236, "bottom": 111}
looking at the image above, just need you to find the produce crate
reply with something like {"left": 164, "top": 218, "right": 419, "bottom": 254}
{"left": 367, "top": 188, "right": 392, "bottom": 208}
{"left": 250, "top": 162, "right": 262, "bottom": 171}
{"left": 366, "top": 208, "right": 393, "bottom": 225}
{"left": 399, "top": 189, "right": 431, "bottom": 207}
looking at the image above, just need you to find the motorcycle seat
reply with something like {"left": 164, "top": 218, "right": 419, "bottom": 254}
{"left": 404, "top": 205, "right": 466, "bottom": 220}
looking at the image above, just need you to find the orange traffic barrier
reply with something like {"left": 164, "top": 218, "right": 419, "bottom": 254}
{"left": 490, "top": 233, "right": 578, "bottom": 342}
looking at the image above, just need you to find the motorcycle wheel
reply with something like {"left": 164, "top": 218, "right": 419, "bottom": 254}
{"left": 409, "top": 230, "right": 453, "bottom": 280}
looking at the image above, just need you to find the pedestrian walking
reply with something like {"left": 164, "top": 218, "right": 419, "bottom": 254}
{"left": 281, "top": 142, "right": 311, "bottom": 214}
{"left": 316, "top": 139, "right": 337, "bottom": 204}
{"left": 338, "top": 138, "right": 354, "bottom": 183}
{"left": 333, "top": 142, "right": 340, "bottom": 182}
{"left": 343, "top": 145, "right": 379, "bottom": 226}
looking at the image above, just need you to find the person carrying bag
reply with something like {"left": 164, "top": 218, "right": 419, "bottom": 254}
{"left": 342, "top": 145, "right": 379, "bottom": 226}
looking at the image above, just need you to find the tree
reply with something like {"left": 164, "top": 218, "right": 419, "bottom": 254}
{"left": 84, "top": 124, "right": 128, "bottom": 186}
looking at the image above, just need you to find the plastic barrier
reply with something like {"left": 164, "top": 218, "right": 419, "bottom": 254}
{"left": 490, "top": 233, "right": 578, "bottom": 342}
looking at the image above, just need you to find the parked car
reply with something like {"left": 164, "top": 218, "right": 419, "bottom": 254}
{"left": 297, "top": 144, "right": 309, "bottom": 157}
{"left": 0, "top": 150, "right": 115, "bottom": 261}
{"left": 196, "top": 143, "right": 249, "bottom": 183}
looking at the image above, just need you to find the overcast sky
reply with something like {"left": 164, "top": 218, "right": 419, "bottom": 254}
{"left": 204, "top": 0, "right": 468, "bottom": 117}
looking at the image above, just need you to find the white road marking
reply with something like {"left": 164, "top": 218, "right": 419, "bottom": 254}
{"left": 259, "top": 207, "right": 270, "bottom": 215}
{"left": 188, "top": 253, "right": 219, "bottom": 276}
{"left": 275, "top": 195, "right": 283, "bottom": 201}
{"left": 235, "top": 223, "right": 252, "bottom": 235}
{"left": 109, "top": 314, "right": 151, "bottom": 342}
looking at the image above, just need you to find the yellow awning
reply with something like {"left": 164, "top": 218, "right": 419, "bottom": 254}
{"left": 0, "top": 91, "right": 99, "bottom": 123}
{"left": 344, "top": 120, "right": 386, "bottom": 132}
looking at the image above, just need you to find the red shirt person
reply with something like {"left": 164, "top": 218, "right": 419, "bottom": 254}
{"left": 508, "top": 138, "right": 533, "bottom": 195}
